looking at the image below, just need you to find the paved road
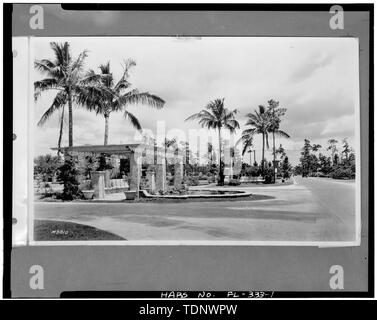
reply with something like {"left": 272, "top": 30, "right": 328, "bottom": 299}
{"left": 34, "top": 177, "right": 357, "bottom": 243}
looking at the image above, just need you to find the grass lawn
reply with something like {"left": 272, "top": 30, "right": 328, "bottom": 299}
{"left": 220, "top": 180, "right": 294, "bottom": 188}
{"left": 34, "top": 219, "right": 125, "bottom": 241}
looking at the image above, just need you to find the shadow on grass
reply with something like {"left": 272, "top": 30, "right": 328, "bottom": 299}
{"left": 135, "top": 194, "right": 274, "bottom": 203}
{"left": 34, "top": 219, "right": 125, "bottom": 241}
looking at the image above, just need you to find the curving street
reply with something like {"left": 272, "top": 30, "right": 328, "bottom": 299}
{"left": 34, "top": 177, "right": 357, "bottom": 243}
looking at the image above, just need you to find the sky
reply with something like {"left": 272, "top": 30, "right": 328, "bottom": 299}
{"left": 32, "top": 36, "right": 359, "bottom": 165}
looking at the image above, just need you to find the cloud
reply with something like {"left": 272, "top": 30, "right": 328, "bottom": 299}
{"left": 290, "top": 53, "right": 334, "bottom": 82}
{"left": 321, "top": 114, "right": 355, "bottom": 137}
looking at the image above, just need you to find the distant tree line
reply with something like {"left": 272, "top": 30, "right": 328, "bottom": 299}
{"left": 294, "top": 138, "right": 355, "bottom": 180}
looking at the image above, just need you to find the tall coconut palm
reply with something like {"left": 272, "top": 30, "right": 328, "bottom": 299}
{"left": 241, "top": 105, "right": 270, "bottom": 175}
{"left": 185, "top": 98, "right": 239, "bottom": 185}
{"left": 241, "top": 105, "right": 290, "bottom": 176}
{"left": 77, "top": 60, "right": 165, "bottom": 145}
{"left": 267, "top": 99, "right": 289, "bottom": 182}
{"left": 34, "top": 42, "right": 88, "bottom": 150}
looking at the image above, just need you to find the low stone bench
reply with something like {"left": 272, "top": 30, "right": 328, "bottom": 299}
{"left": 109, "top": 178, "right": 129, "bottom": 189}
{"left": 240, "top": 176, "right": 265, "bottom": 183}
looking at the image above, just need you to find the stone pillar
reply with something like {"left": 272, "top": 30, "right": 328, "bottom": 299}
{"left": 155, "top": 164, "right": 166, "bottom": 192}
{"left": 129, "top": 149, "right": 142, "bottom": 195}
{"left": 155, "top": 147, "right": 166, "bottom": 192}
{"left": 174, "top": 156, "right": 184, "bottom": 188}
{"left": 104, "top": 170, "right": 111, "bottom": 188}
{"left": 91, "top": 171, "right": 105, "bottom": 200}
{"left": 146, "top": 168, "right": 156, "bottom": 194}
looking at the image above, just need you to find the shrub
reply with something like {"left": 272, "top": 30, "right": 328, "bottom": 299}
{"left": 331, "top": 167, "right": 355, "bottom": 180}
{"left": 79, "top": 180, "right": 93, "bottom": 191}
{"left": 185, "top": 175, "right": 199, "bottom": 186}
{"left": 263, "top": 168, "right": 274, "bottom": 184}
{"left": 228, "top": 179, "right": 241, "bottom": 186}
{"left": 96, "top": 153, "right": 113, "bottom": 171}
{"left": 246, "top": 166, "right": 260, "bottom": 177}
{"left": 83, "top": 155, "right": 97, "bottom": 179}
{"left": 281, "top": 156, "right": 292, "bottom": 179}
{"left": 34, "top": 154, "right": 61, "bottom": 182}
{"left": 57, "top": 155, "right": 82, "bottom": 200}
{"left": 35, "top": 180, "right": 54, "bottom": 198}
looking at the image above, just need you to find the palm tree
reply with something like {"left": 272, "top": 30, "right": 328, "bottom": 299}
{"left": 77, "top": 60, "right": 165, "bottom": 145}
{"left": 241, "top": 105, "right": 290, "bottom": 176}
{"left": 229, "top": 146, "right": 235, "bottom": 177}
{"left": 267, "top": 99, "right": 289, "bottom": 182}
{"left": 34, "top": 42, "right": 88, "bottom": 150}
{"left": 185, "top": 98, "right": 239, "bottom": 185}
{"left": 241, "top": 105, "right": 270, "bottom": 175}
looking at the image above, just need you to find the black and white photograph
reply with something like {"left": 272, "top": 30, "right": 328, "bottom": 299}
{"left": 28, "top": 36, "right": 360, "bottom": 245}
{"left": 5, "top": 3, "right": 373, "bottom": 299}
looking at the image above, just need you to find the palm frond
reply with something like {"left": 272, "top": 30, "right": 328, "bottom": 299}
{"left": 242, "top": 139, "right": 253, "bottom": 156}
{"left": 50, "top": 42, "right": 71, "bottom": 67}
{"left": 34, "top": 78, "right": 61, "bottom": 101}
{"left": 124, "top": 110, "right": 142, "bottom": 131}
{"left": 79, "top": 70, "right": 102, "bottom": 85}
{"left": 38, "top": 91, "right": 67, "bottom": 126}
{"left": 185, "top": 112, "right": 202, "bottom": 122}
{"left": 242, "top": 128, "right": 256, "bottom": 136}
{"left": 113, "top": 79, "right": 132, "bottom": 94}
{"left": 275, "top": 129, "right": 290, "bottom": 139}
{"left": 70, "top": 50, "right": 88, "bottom": 74}
{"left": 34, "top": 60, "right": 62, "bottom": 78}
{"left": 115, "top": 90, "right": 165, "bottom": 110}
{"left": 225, "top": 119, "right": 240, "bottom": 131}
{"left": 113, "top": 59, "right": 137, "bottom": 93}
{"left": 99, "top": 62, "right": 111, "bottom": 75}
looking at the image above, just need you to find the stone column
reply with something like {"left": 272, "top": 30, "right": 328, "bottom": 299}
{"left": 91, "top": 171, "right": 105, "bottom": 200}
{"left": 105, "top": 170, "right": 111, "bottom": 188}
{"left": 146, "top": 168, "right": 156, "bottom": 194}
{"left": 174, "top": 156, "right": 184, "bottom": 188}
{"left": 155, "top": 147, "right": 166, "bottom": 192}
{"left": 129, "top": 149, "right": 142, "bottom": 195}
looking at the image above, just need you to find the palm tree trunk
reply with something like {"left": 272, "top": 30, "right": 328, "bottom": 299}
{"left": 165, "top": 139, "right": 168, "bottom": 173}
{"left": 218, "top": 128, "right": 223, "bottom": 185}
{"left": 57, "top": 105, "right": 65, "bottom": 156}
{"left": 262, "top": 132, "right": 265, "bottom": 176}
{"left": 272, "top": 129, "right": 276, "bottom": 183}
{"left": 165, "top": 146, "right": 167, "bottom": 172}
{"left": 104, "top": 114, "right": 109, "bottom": 145}
{"left": 67, "top": 90, "right": 73, "bottom": 147}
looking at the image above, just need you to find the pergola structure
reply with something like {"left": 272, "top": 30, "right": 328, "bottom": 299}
{"left": 54, "top": 143, "right": 185, "bottom": 199}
